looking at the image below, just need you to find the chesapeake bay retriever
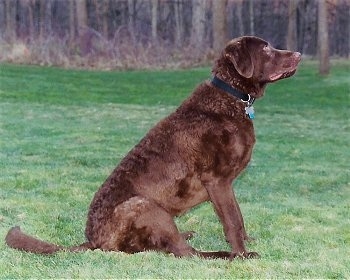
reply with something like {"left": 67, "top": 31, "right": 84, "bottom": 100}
{"left": 5, "top": 36, "right": 301, "bottom": 259}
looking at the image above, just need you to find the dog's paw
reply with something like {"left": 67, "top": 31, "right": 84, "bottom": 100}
{"left": 230, "top": 251, "right": 260, "bottom": 260}
{"left": 244, "top": 235, "right": 256, "bottom": 243}
{"left": 245, "top": 251, "right": 260, "bottom": 259}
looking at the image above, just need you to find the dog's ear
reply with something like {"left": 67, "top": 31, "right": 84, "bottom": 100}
{"left": 225, "top": 39, "right": 254, "bottom": 78}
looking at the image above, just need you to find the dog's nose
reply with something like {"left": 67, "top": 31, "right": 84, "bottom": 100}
{"left": 294, "top": 52, "right": 302, "bottom": 61}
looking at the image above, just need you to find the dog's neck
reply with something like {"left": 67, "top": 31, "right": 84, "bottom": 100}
{"left": 211, "top": 76, "right": 254, "bottom": 106}
{"left": 211, "top": 76, "right": 256, "bottom": 119}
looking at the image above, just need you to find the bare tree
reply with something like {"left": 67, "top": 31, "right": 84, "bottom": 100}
{"left": 76, "top": 0, "right": 88, "bottom": 34}
{"left": 191, "top": 0, "right": 207, "bottom": 46}
{"left": 128, "top": 0, "right": 136, "bottom": 34}
{"left": 318, "top": 0, "right": 330, "bottom": 75}
{"left": 69, "top": 0, "right": 75, "bottom": 42}
{"left": 39, "top": 0, "right": 52, "bottom": 40}
{"left": 20, "top": 0, "right": 35, "bottom": 40}
{"left": 94, "top": 0, "right": 109, "bottom": 38}
{"left": 174, "top": 0, "right": 184, "bottom": 46}
{"left": 287, "top": 0, "right": 298, "bottom": 51}
{"left": 1, "top": 0, "right": 349, "bottom": 68}
{"left": 249, "top": 0, "right": 254, "bottom": 35}
{"left": 5, "top": 0, "right": 16, "bottom": 42}
{"left": 234, "top": 0, "right": 244, "bottom": 36}
{"left": 151, "top": 0, "right": 158, "bottom": 40}
{"left": 75, "top": 0, "right": 89, "bottom": 55}
{"left": 213, "top": 0, "right": 228, "bottom": 51}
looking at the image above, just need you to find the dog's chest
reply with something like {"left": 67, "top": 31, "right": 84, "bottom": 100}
{"left": 199, "top": 121, "right": 254, "bottom": 185}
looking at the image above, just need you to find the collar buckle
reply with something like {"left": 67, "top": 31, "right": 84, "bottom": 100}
{"left": 241, "top": 94, "right": 255, "bottom": 107}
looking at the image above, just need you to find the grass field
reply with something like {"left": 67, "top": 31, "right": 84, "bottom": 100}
{"left": 0, "top": 61, "right": 349, "bottom": 278}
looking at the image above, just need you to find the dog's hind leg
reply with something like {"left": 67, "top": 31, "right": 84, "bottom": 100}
{"left": 130, "top": 198, "right": 231, "bottom": 259}
{"left": 100, "top": 196, "right": 230, "bottom": 259}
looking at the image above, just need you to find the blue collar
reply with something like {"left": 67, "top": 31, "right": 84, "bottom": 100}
{"left": 211, "top": 76, "right": 255, "bottom": 119}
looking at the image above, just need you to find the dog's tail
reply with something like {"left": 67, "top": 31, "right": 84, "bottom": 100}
{"left": 5, "top": 226, "right": 93, "bottom": 254}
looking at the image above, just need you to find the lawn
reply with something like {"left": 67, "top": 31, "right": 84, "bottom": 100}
{"left": 0, "top": 61, "right": 349, "bottom": 278}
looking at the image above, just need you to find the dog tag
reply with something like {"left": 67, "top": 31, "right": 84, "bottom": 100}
{"left": 245, "top": 106, "right": 255, "bottom": 119}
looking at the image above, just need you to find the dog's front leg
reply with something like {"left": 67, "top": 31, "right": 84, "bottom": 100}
{"left": 231, "top": 188, "right": 254, "bottom": 242}
{"left": 204, "top": 179, "right": 259, "bottom": 259}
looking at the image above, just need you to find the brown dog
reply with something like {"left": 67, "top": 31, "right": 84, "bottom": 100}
{"left": 6, "top": 36, "right": 301, "bottom": 259}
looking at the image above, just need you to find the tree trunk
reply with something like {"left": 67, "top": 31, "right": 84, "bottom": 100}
{"left": 249, "top": 0, "right": 254, "bottom": 35}
{"left": 287, "top": 0, "right": 298, "bottom": 51}
{"left": 5, "top": 0, "right": 16, "bottom": 42}
{"left": 76, "top": 0, "right": 89, "bottom": 55}
{"left": 151, "top": 0, "right": 158, "bottom": 40}
{"left": 235, "top": 0, "right": 244, "bottom": 36}
{"left": 128, "top": 0, "right": 135, "bottom": 35}
{"left": 213, "top": 0, "right": 228, "bottom": 51}
{"left": 94, "top": 0, "right": 109, "bottom": 38}
{"left": 21, "top": 0, "right": 35, "bottom": 40}
{"left": 191, "top": 0, "right": 207, "bottom": 46}
{"left": 102, "top": 2, "right": 108, "bottom": 39}
{"left": 348, "top": 4, "right": 350, "bottom": 59}
{"left": 39, "top": 0, "right": 52, "bottom": 40}
{"left": 69, "top": 0, "right": 75, "bottom": 42}
{"left": 76, "top": 0, "right": 88, "bottom": 34}
{"left": 318, "top": 0, "right": 330, "bottom": 76}
{"left": 174, "top": 0, "right": 184, "bottom": 46}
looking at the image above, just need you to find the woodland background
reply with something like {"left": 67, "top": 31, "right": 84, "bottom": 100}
{"left": 0, "top": 0, "right": 349, "bottom": 70}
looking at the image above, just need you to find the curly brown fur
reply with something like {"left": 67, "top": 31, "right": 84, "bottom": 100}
{"left": 5, "top": 36, "right": 301, "bottom": 259}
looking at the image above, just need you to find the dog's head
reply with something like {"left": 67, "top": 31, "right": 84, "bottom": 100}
{"left": 213, "top": 36, "right": 301, "bottom": 98}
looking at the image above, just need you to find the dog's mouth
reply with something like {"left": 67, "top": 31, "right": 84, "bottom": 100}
{"left": 269, "top": 52, "right": 301, "bottom": 82}
{"left": 269, "top": 68, "right": 297, "bottom": 81}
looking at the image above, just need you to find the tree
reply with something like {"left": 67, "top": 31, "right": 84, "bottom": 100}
{"left": 249, "top": 0, "right": 254, "bottom": 35}
{"left": 128, "top": 0, "right": 136, "bottom": 34}
{"left": 234, "top": 0, "right": 244, "bottom": 36}
{"left": 76, "top": 0, "right": 89, "bottom": 55}
{"left": 69, "top": 0, "right": 75, "bottom": 42}
{"left": 40, "top": 0, "right": 52, "bottom": 41}
{"left": 151, "top": 0, "right": 158, "bottom": 40}
{"left": 318, "top": 0, "right": 330, "bottom": 75}
{"left": 348, "top": 2, "right": 350, "bottom": 59}
{"left": 287, "top": 0, "right": 298, "bottom": 51}
{"left": 174, "top": 0, "right": 184, "bottom": 46}
{"left": 5, "top": 0, "right": 16, "bottom": 42}
{"left": 94, "top": 0, "right": 109, "bottom": 38}
{"left": 19, "top": 0, "right": 35, "bottom": 40}
{"left": 191, "top": 0, "right": 207, "bottom": 46}
{"left": 213, "top": 0, "right": 228, "bottom": 51}
{"left": 76, "top": 0, "right": 88, "bottom": 34}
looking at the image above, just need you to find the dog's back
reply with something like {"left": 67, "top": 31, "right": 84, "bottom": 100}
{"left": 85, "top": 82, "right": 255, "bottom": 248}
{"left": 5, "top": 36, "right": 301, "bottom": 259}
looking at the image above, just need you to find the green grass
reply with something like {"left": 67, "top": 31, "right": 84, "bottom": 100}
{"left": 0, "top": 60, "right": 349, "bottom": 278}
